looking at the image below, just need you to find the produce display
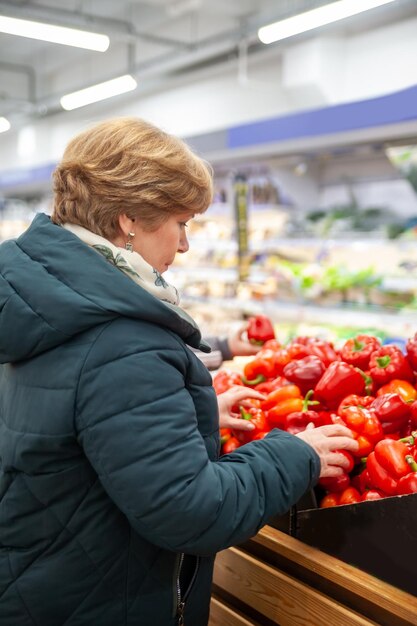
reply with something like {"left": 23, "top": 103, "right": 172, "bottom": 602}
{"left": 214, "top": 321, "right": 417, "bottom": 506}
{"left": 172, "top": 182, "right": 417, "bottom": 312}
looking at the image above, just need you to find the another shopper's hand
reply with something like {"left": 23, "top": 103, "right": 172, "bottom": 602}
{"left": 227, "top": 324, "right": 262, "bottom": 358}
{"left": 217, "top": 385, "right": 265, "bottom": 430}
{"left": 296, "top": 423, "right": 359, "bottom": 478}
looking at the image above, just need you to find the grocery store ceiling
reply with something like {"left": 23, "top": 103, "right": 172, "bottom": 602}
{"left": 1, "top": 0, "right": 417, "bottom": 130}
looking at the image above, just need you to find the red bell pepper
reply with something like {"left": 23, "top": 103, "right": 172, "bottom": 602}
{"left": 221, "top": 435, "right": 240, "bottom": 454}
{"left": 247, "top": 314, "right": 275, "bottom": 345}
{"left": 374, "top": 438, "right": 412, "bottom": 478}
{"left": 366, "top": 450, "right": 398, "bottom": 495}
{"left": 316, "top": 410, "right": 334, "bottom": 426}
{"left": 319, "top": 493, "right": 341, "bottom": 508}
{"left": 213, "top": 369, "right": 243, "bottom": 394}
{"left": 261, "top": 384, "right": 302, "bottom": 411}
{"left": 262, "top": 383, "right": 304, "bottom": 428}
{"left": 385, "top": 429, "right": 403, "bottom": 440}
{"left": 376, "top": 378, "right": 417, "bottom": 402}
{"left": 266, "top": 397, "right": 304, "bottom": 429}
{"left": 220, "top": 428, "right": 232, "bottom": 446}
{"left": 337, "top": 394, "right": 375, "bottom": 416}
{"left": 409, "top": 401, "right": 417, "bottom": 430}
{"left": 318, "top": 472, "right": 350, "bottom": 494}
{"left": 355, "top": 436, "right": 375, "bottom": 458}
{"left": 282, "top": 390, "right": 320, "bottom": 434}
{"left": 371, "top": 393, "right": 410, "bottom": 434}
{"left": 285, "top": 342, "right": 310, "bottom": 361}
{"left": 340, "top": 334, "right": 381, "bottom": 370}
{"left": 252, "top": 431, "right": 268, "bottom": 441}
{"left": 284, "top": 410, "right": 321, "bottom": 434}
{"left": 356, "top": 409, "right": 384, "bottom": 447}
{"left": 396, "top": 456, "right": 417, "bottom": 494}
{"left": 369, "top": 345, "right": 414, "bottom": 386}
{"left": 234, "top": 406, "right": 269, "bottom": 445}
{"left": 283, "top": 355, "right": 326, "bottom": 395}
{"left": 339, "top": 486, "right": 361, "bottom": 505}
{"left": 406, "top": 332, "right": 417, "bottom": 371}
{"left": 242, "top": 352, "right": 276, "bottom": 384}
{"left": 337, "top": 405, "right": 383, "bottom": 457}
{"left": 361, "top": 489, "right": 384, "bottom": 501}
{"left": 351, "top": 467, "right": 371, "bottom": 494}
{"left": 262, "top": 339, "right": 281, "bottom": 351}
{"left": 272, "top": 348, "right": 293, "bottom": 375}
{"left": 289, "top": 336, "right": 339, "bottom": 367}
{"left": 314, "top": 361, "right": 366, "bottom": 410}
{"left": 253, "top": 376, "right": 289, "bottom": 394}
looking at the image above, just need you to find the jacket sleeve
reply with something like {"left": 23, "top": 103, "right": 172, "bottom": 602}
{"left": 75, "top": 321, "right": 320, "bottom": 556}
{"left": 189, "top": 335, "right": 232, "bottom": 371}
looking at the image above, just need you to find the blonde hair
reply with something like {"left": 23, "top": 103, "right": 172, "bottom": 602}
{"left": 52, "top": 117, "right": 213, "bottom": 238}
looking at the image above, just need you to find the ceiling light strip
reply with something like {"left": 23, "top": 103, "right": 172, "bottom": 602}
{"left": 0, "top": 117, "right": 11, "bottom": 133}
{"left": 60, "top": 75, "right": 138, "bottom": 111}
{"left": 258, "top": 0, "right": 397, "bottom": 44}
{"left": 0, "top": 15, "right": 109, "bottom": 51}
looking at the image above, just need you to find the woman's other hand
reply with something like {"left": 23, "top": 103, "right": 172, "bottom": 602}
{"left": 217, "top": 385, "right": 265, "bottom": 431}
{"left": 227, "top": 324, "right": 262, "bottom": 358}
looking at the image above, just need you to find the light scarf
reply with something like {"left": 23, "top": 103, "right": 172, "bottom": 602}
{"left": 62, "top": 223, "right": 180, "bottom": 305}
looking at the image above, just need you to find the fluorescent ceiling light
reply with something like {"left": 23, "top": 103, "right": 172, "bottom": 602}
{"left": 0, "top": 117, "right": 11, "bottom": 133}
{"left": 60, "top": 75, "right": 137, "bottom": 111}
{"left": 258, "top": 0, "right": 397, "bottom": 44}
{"left": 0, "top": 15, "right": 109, "bottom": 51}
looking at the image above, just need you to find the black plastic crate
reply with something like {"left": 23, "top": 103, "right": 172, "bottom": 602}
{"left": 271, "top": 492, "right": 417, "bottom": 597}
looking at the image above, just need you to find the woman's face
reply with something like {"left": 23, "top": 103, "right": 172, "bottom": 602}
{"left": 132, "top": 211, "right": 194, "bottom": 273}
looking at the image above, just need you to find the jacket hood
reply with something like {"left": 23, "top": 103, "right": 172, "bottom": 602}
{"left": 0, "top": 213, "right": 210, "bottom": 363}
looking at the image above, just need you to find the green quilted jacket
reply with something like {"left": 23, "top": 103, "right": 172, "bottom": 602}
{"left": 0, "top": 214, "right": 320, "bottom": 625}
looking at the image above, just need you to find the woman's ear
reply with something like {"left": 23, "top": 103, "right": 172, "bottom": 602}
{"left": 118, "top": 213, "right": 135, "bottom": 237}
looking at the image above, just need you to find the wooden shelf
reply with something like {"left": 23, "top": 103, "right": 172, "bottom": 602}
{"left": 209, "top": 526, "right": 417, "bottom": 626}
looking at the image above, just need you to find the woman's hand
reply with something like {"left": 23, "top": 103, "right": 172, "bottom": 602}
{"left": 217, "top": 385, "right": 265, "bottom": 431}
{"left": 296, "top": 423, "right": 359, "bottom": 478}
{"left": 227, "top": 324, "right": 262, "bottom": 358}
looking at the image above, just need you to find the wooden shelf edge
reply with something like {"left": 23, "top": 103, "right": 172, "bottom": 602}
{"left": 244, "top": 526, "right": 417, "bottom": 625}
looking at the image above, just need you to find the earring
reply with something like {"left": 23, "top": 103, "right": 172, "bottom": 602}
{"left": 125, "top": 231, "right": 135, "bottom": 252}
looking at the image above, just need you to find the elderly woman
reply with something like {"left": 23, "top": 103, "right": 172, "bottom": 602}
{"left": 0, "top": 117, "right": 357, "bottom": 626}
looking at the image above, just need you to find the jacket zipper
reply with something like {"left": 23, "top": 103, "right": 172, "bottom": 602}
{"left": 175, "top": 553, "right": 201, "bottom": 626}
{"left": 176, "top": 553, "right": 185, "bottom": 625}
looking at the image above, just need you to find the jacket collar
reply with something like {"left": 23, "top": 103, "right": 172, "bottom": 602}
{"left": 0, "top": 213, "right": 210, "bottom": 362}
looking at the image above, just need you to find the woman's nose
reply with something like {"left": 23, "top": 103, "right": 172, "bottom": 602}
{"left": 178, "top": 232, "right": 189, "bottom": 253}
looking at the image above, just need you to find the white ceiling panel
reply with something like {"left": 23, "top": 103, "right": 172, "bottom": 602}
{"left": 0, "top": 0, "right": 416, "bottom": 130}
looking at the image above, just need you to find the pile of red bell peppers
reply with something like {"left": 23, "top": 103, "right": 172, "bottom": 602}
{"left": 214, "top": 327, "right": 417, "bottom": 506}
